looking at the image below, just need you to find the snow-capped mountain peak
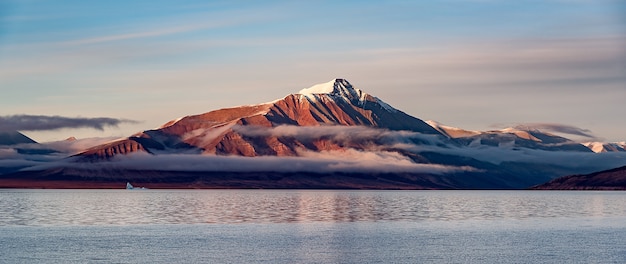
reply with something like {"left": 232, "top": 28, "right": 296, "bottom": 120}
{"left": 299, "top": 78, "right": 368, "bottom": 104}
{"left": 298, "top": 78, "right": 398, "bottom": 113}
{"left": 299, "top": 78, "right": 361, "bottom": 97}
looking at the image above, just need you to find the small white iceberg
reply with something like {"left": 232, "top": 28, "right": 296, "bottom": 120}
{"left": 126, "top": 182, "right": 147, "bottom": 190}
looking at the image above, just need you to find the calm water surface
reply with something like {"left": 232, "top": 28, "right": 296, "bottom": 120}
{"left": 1, "top": 190, "right": 625, "bottom": 263}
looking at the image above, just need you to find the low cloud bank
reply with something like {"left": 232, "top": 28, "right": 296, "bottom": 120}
{"left": 232, "top": 125, "right": 443, "bottom": 145}
{"left": 25, "top": 150, "right": 477, "bottom": 175}
{"left": 0, "top": 143, "right": 62, "bottom": 170}
{"left": 0, "top": 137, "right": 122, "bottom": 173}
{"left": 400, "top": 142, "right": 626, "bottom": 174}
{"left": 0, "top": 115, "right": 138, "bottom": 131}
{"left": 0, "top": 159, "right": 44, "bottom": 169}
{"left": 5, "top": 124, "right": 626, "bottom": 178}
{"left": 43, "top": 137, "right": 121, "bottom": 154}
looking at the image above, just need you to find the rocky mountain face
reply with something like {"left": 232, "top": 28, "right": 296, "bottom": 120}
{"left": 77, "top": 79, "right": 442, "bottom": 161}
{"left": 78, "top": 79, "right": 598, "bottom": 162}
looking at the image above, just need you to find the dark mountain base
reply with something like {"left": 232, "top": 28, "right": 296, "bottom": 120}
{"left": 1, "top": 168, "right": 520, "bottom": 190}
{"left": 532, "top": 166, "right": 626, "bottom": 190}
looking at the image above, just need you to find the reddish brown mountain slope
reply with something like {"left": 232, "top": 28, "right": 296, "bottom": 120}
{"left": 76, "top": 79, "right": 442, "bottom": 161}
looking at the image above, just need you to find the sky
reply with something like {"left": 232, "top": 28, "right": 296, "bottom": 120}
{"left": 1, "top": 0, "right": 625, "bottom": 143}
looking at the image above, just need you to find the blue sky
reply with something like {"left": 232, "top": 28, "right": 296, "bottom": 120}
{"left": 1, "top": 0, "right": 625, "bottom": 142}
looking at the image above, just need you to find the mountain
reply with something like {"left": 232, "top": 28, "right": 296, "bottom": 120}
{"left": 0, "top": 132, "right": 59, "bottom": 155}
{"left": 0, "top": 131, "right": 47, "bottom": 175}
{"left": 582, "top": 142, "right": 626, "bottom": 153}
{"left": 532, "top": 166, "right": 626, "bottom": 190}
{"left": 425, "top": 121, "right": 591, "bottom": 152}
{"left": 0, "top": 131, "right": 37, "bottom": 146}
{"left": 3, "top": 79, "right": 626, "bottom": 189}
{"left": 76, "top": 79, "right": 442, "bottom": 161}
{"left": 426, "top": 120, "right": 481, "bottom": 138}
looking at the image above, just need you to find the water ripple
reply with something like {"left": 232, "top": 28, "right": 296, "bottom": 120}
{"left": 0, "top": 189, "right": 625, "bottom": 226}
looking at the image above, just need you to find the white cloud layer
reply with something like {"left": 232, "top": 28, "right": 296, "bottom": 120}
{"left": 7, "top": 124, "right": 626, "bottom": 178}
{"left": 23, "top": 151, "right": 476, "bottom": 175}
{"left": 232, "top": 125, "right": 442, "bottom": 145}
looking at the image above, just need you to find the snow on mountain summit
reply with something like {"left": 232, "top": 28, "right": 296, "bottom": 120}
{"left": 299, "top": 78, "right": 361, "bottom": 97}
{"left": 298, "top": 79, "right": 339, "bottom": 95}
{"left": 298, "top": 78, "right": 398, "bottom": 113}
{"left": 299, "top": 78, "right": 368, "bottom": 104}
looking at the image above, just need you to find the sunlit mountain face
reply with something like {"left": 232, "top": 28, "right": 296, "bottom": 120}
{"left": 3, "top": 79, "right": 626, "bottom": 189}
{"left": 76, "top": 79, "right": 442, "bottom": 160}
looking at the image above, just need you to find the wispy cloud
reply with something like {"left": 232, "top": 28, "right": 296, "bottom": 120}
{"left": 329, "top": 36, "right": 626, "bottom": 89}
{"left": 0, "top": 115, "right": 138, "bottom": 132}
{"left": 0, "top": 5, "right": 281, "bottom": 79}
{"left": 511, "top": 123, "right": 596, "bottom": 138}
{"left": 63, "top": 23, "right": 230, "bottom": 46}
{"left": 59, "top": 2, "right": 289, "bottom": 47}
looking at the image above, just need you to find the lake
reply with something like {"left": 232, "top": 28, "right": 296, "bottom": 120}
{"left": 1, "top": 190, "right": 625, "bottom": 263}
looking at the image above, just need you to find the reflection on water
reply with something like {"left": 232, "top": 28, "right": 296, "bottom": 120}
{"left": 2, "top": 190, "right": 626, "bottom": 264}
{"left": 0, "top": 190, "right": 625, "bottom": 226}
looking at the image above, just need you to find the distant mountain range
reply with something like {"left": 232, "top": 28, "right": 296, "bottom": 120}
{"left": 426, "top": 121, "right": 592, "bottom": 152}
{"left": 2, "top": 79, "right": 626, "bottom": 189}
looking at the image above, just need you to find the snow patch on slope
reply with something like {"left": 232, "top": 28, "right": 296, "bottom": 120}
{"left": 499, "top": 128, "right": 542, "bottom": 142}
{"left": 376, "top": 98, "right": 398, "bottom": 113}
{"left": 299, "top": 79, "right": 337, "bottom": 95}
{"left": 583, "top": 142, "right": 626, "bottom": 153}
{"left": 426, "top": 120, "right": 480, "bottom": 138}
{"left": 583, "top": 142, "right": 606, "bottom": 153}
{"left": 299, "top": 79, "right": 364, "bottom": 103}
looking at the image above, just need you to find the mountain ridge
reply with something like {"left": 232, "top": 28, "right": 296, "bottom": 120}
{"left": 76, "top": 79, "right": 442, "bottom": 161}
{"left": 532, "top": 165, "right": 626, "bottom": 190}
{"left": 4, "top": 78, "right": 626, "bottom": 189}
